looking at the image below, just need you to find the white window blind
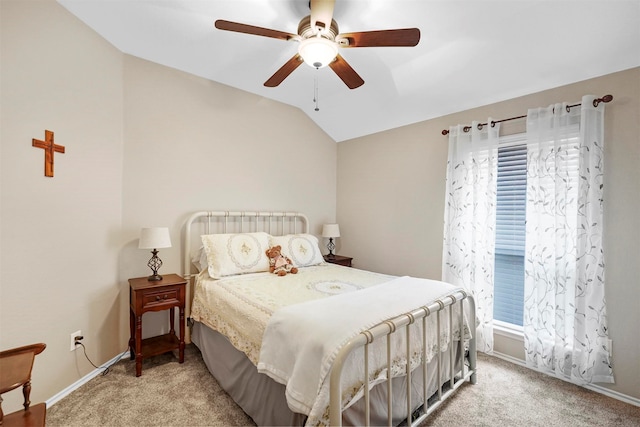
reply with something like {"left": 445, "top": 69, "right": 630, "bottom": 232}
{"left": 493, "top": 130, "right": 581, "bottom": 327}
{"left": 494, "top": 138, "right": 527, "bottom": 326}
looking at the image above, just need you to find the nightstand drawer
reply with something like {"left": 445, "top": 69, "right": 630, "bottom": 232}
{"left": 142, "top": 287, "right": 180, "bottom": 310}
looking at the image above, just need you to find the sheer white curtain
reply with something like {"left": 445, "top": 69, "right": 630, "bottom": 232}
{"left": 442, "top": 121, "right": 499, "bottom": 353}
{"left": 524, "top": 95, "right": 614, "bottom": 384}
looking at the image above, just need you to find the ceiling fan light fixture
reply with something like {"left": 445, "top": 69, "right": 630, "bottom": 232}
{"left": 298, "top": 36, "right": 338, "bottom": 69}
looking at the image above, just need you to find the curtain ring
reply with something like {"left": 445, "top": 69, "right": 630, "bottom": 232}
{"left": 463, "top": 126, "right": 471, "bottom": 133}
{"left": 566, "top": 104, "right": 571, "bottom": 113}
{"left": 593, "top": 99, "right": 600, "bottom": 107}
{"left": 477, "top": 123, "right": 484, "bottom": 130}
{"left": 490, "top": 121, "right": 496, "bottom": 128}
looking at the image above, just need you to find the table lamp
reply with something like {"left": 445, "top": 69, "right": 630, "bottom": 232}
{"left": 138, "top": 227, "right": 171, "bottom": 281}
{"left": 322, "top": 224, "right": 340, "bottom": 258}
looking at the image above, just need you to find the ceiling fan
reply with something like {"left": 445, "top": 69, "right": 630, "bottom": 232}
{"left": 214, "top": 0, "right": 420, "bottom": 89}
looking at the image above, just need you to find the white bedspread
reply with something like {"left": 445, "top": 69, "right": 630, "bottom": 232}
{"left": 190, "top": 264, "right": 394, "bottom": 364}
{"left": 257, "top": 276, "right": 464, "bottom": 425}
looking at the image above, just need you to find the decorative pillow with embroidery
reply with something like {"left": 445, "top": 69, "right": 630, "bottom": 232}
{"left": 270, "top": 234, "right": 325, "bottom": 268}
{"left": 201, "top": 232, "right": 271, "bottom": 278}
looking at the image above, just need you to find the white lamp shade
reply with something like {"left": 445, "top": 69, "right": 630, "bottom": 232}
{"left": 298, "top": 37, "right": 338, "bottom": 68}
{"left": 139, "top": 227, "right": 172, "bottom": 249}
{"left": 322, "top": 224, "right": 341, "bottom": 238}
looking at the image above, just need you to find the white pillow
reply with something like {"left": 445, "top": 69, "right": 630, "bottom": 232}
{"left": 190, "top": 247, "right": 208, "bottom": 272}
{"left": 270, "top": 234, "right": 325, "bottom": 268}
{"left": 201, "top": 232, "right": 271, "bottom": 278}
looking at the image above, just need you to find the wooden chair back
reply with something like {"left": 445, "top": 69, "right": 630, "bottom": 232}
{"left": 0, "top": 343, "right": 46, "bottom": 426}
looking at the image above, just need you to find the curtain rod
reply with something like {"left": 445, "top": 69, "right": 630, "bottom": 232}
{"left": 441, "top": 94, "right": 613, "bottom": 136}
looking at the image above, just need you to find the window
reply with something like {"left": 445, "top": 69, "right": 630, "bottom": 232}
{"left": 493, "top": 135, "right": 527, "bottom": 326}
{"left": 493, "top": 130, "right": 580, "bottom": 327}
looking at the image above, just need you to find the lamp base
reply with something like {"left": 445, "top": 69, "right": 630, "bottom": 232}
{"left": 146, "top": 249, "right": 164, "bottom": 281}
{"left": 327, "top": 238, "right": 336, "bottom": 258}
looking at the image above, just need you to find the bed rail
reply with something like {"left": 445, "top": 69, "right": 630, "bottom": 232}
{"left": 329, "top": 291, "right": 477, "bottom": 427}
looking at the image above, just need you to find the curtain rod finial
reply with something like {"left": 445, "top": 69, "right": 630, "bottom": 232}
{"left": 594, "top": 94, "right": 613, "bottom": 107}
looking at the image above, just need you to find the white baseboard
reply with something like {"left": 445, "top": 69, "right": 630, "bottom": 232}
{"left": 47, "top": 347, "right": 640, "bottom": 409}
{"left": 46, "top": 350, "right": 130, "bottom": 407}
{"left": 491, "top": 351, "right": 640, "bottom": 408}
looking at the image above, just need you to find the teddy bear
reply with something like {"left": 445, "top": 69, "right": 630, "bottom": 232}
{"left": 265, "top": 245, "right": 298, "bottom": 276}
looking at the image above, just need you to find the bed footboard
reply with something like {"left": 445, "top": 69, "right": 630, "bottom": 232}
{"left": 329, "top": 291, "right": 476, "bottom": 427}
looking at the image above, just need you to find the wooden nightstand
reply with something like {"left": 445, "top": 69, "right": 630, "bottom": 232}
{"left": 129, "top": 274, "right": 187, "bottom": 377}
{"left": 323, "top": 254, "right": 353, "bottom": 267}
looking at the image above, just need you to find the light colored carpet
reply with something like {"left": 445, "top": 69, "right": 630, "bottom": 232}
{"left": 47, "top": 344, "right": 640, "bottom": 426}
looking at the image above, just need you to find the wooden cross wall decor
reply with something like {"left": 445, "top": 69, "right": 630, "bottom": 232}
{"left": 32, "top": 130, "right": 65, "bottom": 177}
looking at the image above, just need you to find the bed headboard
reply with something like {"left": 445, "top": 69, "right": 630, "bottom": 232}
{"left": 183, "top": 210, "right": 309, "bottom": 280}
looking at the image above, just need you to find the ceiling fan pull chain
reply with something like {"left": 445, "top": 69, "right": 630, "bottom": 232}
{"left": 314, "top": 72, "right": 320, "bottom": 111}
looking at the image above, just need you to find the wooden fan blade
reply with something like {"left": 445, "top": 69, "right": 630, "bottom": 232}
{"left": 328, "top": 54, "right": 364, "bottom": 89}
{"left": 215, "top": 20, "right": 297, "bottom": 41}
{"left": 264, "top": 55, "right": 304, "bottom": 87}
{"left": 337, "top": 28, "right": 420, "bottom": 47}
{"left": 310, "top": 0, "right": 335, "bottom": 33}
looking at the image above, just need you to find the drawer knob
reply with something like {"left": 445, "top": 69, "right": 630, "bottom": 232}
{"left": 156, "top": 296, "right": 161, "bottom": 301}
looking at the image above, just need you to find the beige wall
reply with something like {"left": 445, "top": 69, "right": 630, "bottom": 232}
{"left": 1, "top": 0, "right": 124, "bottom": 411}
{"left": 0, "top": 0, "right": 336, "bottom": 413}
{"left": 120, "top": 55, "right": 338, "bottom": 337}
{"left": 337, "top": 67, "right": 640, "bottom": 399}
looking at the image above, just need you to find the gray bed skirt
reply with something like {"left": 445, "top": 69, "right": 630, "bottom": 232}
{"left": 192, "top": 321, "right": 305, "bottom": 426}
{"left": 192, "top": 321, "right": 462, "bottom": 426}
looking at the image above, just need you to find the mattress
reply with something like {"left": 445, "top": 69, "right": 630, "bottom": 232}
{"left": 190, "top": 264, "right": 394, "bottom": 365}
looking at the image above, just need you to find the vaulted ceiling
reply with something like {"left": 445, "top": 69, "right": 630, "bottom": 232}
{"left": 58, "top": 0, "right": 640, "bottom": 142}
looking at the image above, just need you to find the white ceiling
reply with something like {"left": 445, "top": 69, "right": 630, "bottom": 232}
{"left": 57, "top": 0, "right": 640, "bottom": 142}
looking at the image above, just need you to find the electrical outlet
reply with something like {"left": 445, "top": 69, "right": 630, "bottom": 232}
{"left": 69, "top": 330, "right": 82, "bottom": 351}
{"left": 608, "top": 338, "right": 613, "bottom": 357}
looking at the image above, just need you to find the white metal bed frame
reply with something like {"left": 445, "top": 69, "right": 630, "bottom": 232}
{"left": 183, "top": 210, "right": 477, "bottom": 427}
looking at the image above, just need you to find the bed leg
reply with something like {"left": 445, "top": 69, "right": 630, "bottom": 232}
{"left": 469, "top": 350, "right": 478, "bottom": 384}
{"left": 467, "top": 296, "right": 478, "bottom": 385}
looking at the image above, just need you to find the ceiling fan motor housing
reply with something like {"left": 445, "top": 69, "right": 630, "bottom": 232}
{"left": 298, "top": 15, "right": 339, "bottom": 40}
